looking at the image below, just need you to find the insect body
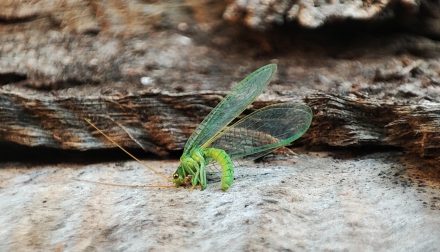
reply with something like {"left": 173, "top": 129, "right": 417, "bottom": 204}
{"left": 173, "top": 147, "right": 233, "bottom": 190}
{"left": 173, "top": 64, "right": 313, "bottom": 191}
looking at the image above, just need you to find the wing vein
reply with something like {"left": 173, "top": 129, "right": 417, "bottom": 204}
{"left": 183, "top": 64, "right": 277, "bottom": 155}
{"left": 209, "top": 103, "right": 313, "bottom": 159}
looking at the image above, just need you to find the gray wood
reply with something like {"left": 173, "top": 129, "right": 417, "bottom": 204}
{"left": 1, "top": 154, "right": 439, "bottom": 251}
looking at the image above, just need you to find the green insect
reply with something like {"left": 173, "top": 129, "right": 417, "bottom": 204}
{"left": 172, "top": 64, "right": 313, "bottom": 191}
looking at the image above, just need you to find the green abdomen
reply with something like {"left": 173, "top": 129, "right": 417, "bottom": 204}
{"left": 203, "top": 148, "right": 234, "bottom": 191}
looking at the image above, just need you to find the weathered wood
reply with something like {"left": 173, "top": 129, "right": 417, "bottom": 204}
{"left": 387, "top": 102, "right": 440, "bottom": 157}
{"left": 306, "top": 93, "right": 440, "bottom": 158}
{"left": 224, "top": 0, "right": 440, "bottom": 33}
{"left": 1, "top": 2, "right": 440, "bottom": 250}
{"left": 1, "top": 154, "right": 439, "bottom": 251}
{"left": 1, "top": 87, "right": 439, "bottom": 159}
{"left": 1, "top": 0, "right": 439, "bottom": 33}
{"left": 1, "top": 0, "right": 440, "bottom": 90}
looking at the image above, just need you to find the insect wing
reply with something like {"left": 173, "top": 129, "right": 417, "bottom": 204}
{"left": 207, "top": 103, "right": 313, "bottom": 159}
{"left": 183, "top": 64, "right": 277, "bottom": 155}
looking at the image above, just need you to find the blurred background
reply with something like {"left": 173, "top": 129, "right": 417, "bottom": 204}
{"left": 1, "top": 0, "right": 440, "bottom": 91}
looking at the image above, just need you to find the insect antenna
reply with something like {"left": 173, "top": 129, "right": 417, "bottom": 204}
{"left": 72, "top": 178, "right": 175, "bottom": 189}
{"left": 102, "top": 115, "right": 152, "bottom": 153}
{"left": 84, "top": 118, "right": 170, "bottom": 182}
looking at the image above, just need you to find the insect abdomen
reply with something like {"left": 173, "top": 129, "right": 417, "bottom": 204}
{"left": 203, "top": 148, "right": 234, "bottom": 191}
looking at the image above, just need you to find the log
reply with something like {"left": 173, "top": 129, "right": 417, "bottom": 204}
{"left": 307, "top": 93, "right": 440, "bottom": 159}
{"left": 1, "top": 87, "right": 439, "bottom": 160}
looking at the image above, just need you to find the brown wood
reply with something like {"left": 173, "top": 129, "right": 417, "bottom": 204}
{"left": 1, "top": 87, "right": 439, "bottom": 159}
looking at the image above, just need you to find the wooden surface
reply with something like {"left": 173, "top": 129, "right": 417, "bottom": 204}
{"left": 1, "top": 88, "right": 440, "bottom": 161}
{"left": 1, "top": 1, "right": 440, "bottom": 160}
{"left": 1, "top": 1, "right": 440, "bottom": 251}
{"left": 0, "top": 153, "right": 439, "bottom": 251}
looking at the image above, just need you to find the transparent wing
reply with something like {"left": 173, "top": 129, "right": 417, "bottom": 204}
{"left": 183, "top": 64, "right": 277, "bottom": 155}
{"left": 207, "top": 103, "right": 313, "bottom": 159}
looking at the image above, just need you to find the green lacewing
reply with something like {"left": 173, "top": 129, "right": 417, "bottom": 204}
{"left": 84, "top": 64, "right": 312, "bottom": 191}
{"left": 172, "top": 64, "right": 313, "bottom": 191}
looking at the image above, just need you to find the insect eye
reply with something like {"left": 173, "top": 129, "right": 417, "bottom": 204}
{"left": 173, "top": 173, "right": 179, "bottom": 179}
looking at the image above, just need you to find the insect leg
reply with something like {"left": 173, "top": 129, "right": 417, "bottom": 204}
{"left": 192, "top": 149, "right": 207, "bottom": 190}
{"left": 191, "top": 164, "right": 200, "bottom": 187}
{"left": 183, "top": 158, "right": 198, "bottom": 176}
{"left": 200, "top": 163, "right": 207, "bottom": 190}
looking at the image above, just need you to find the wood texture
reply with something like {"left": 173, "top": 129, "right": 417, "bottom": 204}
{"left": 1, "top": 154, "right": 440, "bottom": 251}
{"left": 0, "top": 0, "right": 439, "bottom": 161}
{"left": 1, "top": 0, "right": 440, "bottom": 90}
{"left": 1, "top": 87, "right": 439, "bottom": 160}
{"left": 0, "top": 1, "right": 439, "bottom": 250}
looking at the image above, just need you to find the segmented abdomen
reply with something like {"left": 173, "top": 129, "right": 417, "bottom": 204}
{"left": 203, "top": 148, "right": 234, "bottom": 191}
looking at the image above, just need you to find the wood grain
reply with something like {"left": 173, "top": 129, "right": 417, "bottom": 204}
{"left": 1, "top": 87, "right": 439, "bottom": 159}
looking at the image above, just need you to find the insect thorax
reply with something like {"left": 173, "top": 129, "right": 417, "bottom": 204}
{"left": 179, "top": 148, "right": 206, "bottom": 171}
